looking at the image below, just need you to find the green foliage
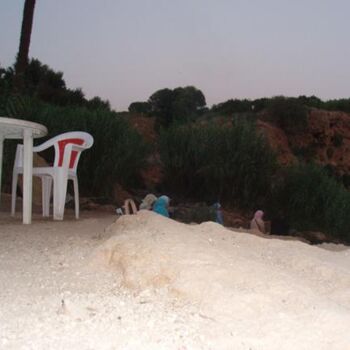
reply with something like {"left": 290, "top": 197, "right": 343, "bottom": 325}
{"left": 267, "top": 96, "right": 308, "bottom": 133}
{"left": 25, "top": 58, "right": 66, "bottom": 92}
{"left": 128, "top": 101, "right": 151, "bottom": 114}
{"left": 212, "top": 99, "right": 253, "bottom": 114}
{"left": 297, "top": 95, "right": 322, "bottom": 108}
{"left": 148, "top": 86, "right": 206, "bottom": 129}
{"left": 211, "top": 98, "right": 269, "bottom": 114}
{"left": 0, "top": 64, "right": 13, "bottom": 94}
{"left": 0, "top": 59, "right": 111, "bottom": 111}
{"left": 148, "top": 88, "right": 173, "bottom": 128}
{"left": 86, "top": 96, "right": 111, "bottom": 111}
{"left": 321, "top": 99, "right": 350, "bottom": 113}
{"left": 172, "top": 86, "right": 206, "bottom": 120}
{"left": 210, "top": 95, "right": 350, "bottom": 116}
{"left": 273, "top": 163, "right": 350, "bottom": 242}
{"left": 1, "top": 95, "right": 149, "bottom": 198}
{"left": 0, "top": 93, "right": 35, "bottom": 118}
{"left": 159, "top": 120, "right": 276, "bottom": 209}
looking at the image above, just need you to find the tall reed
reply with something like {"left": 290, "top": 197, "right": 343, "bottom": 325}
{"left": 274, "top": 163, "right": 350, "bottom": 242}
{"left": 160, "top": 119, "right": 276, "bottom": 209}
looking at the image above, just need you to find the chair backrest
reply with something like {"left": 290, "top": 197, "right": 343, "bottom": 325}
{"left": 51, "top": 132, "right": 94, "bottom": 171}
{"left": 13, "top": 131, "right": 94, "bottom": 173}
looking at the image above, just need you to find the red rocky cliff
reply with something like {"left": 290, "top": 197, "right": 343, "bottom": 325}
{"left": 258, "top": 108, "right": 350, "bottom": 175}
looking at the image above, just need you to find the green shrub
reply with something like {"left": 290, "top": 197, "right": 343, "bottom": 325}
{"left": 159, "top": 119, "right": 276, "bottom": 209}
{"left": 211, "top": 99, "right": 252, "bottom": 114}
{"left": 1, "top": 95, "right": 149, "bottom": 198}
{"left": 322, "top": 98, "right": 350, "bottom": 113}
{"left": 267, "top": 96, "right": 308, "bottom": 133}
{"left": 128, "top": 101, "right": 151, "bottom": 114}
{"left": 274, "top": 163, "right": 350, "bottom": 242}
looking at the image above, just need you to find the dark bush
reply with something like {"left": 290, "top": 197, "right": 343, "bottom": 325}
{"left": 211, "top": 99, "right": 252, "bottom": 114}
{"left": 210, "top": 98, "right": 269, "bottom": 115}
{"left": 267, "top": 96, "right": 308, "bottom": 133}
{"left": 0, "top": 59, "right": 111, "bottom": 110}
{"left": 273, "top": 163, "right": 350, "bottom": 242}
{"left": 148, "top": 86, "right": 206, "bottom": 130}
{"left": 128, "top": 101, "right": 151, "bottom": 114}
{"left": 322, "top": 99, "right": 350, "bottom": 113}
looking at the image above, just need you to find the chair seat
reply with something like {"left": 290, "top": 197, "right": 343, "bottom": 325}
{"left": 16, "top": 166, "right": 77, "bottom": 178}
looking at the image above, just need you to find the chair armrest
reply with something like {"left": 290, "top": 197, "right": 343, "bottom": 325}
{"left": 33, "top": 138, "right": 56, "bottom": 152}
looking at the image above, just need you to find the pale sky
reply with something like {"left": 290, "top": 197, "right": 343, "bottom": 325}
{"left": 1, "top": 0, "right": 350, "bottom": 111}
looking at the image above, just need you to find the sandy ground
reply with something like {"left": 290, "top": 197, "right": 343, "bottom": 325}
{"left": 0, "top": 201, "right": 350, "bottom": 350}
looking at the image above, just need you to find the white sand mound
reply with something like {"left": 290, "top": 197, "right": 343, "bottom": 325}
{"left": 95, "top": 210, "right": 350, "bottom": 349}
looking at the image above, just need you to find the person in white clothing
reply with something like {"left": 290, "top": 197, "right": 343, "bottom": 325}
{"left": 250, "top": 210, "right": 266, "bottom": 234}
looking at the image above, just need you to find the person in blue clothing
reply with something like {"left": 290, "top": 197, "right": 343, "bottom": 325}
{"left": 153, "top": 195, "right": 170, "bottom": 217}
{"left": 213, "top": 202, "right": 224, "bottom": 225}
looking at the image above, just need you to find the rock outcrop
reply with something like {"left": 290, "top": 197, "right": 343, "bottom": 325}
{"left": 256, "top": 108, "right": 350, "bottom": 177}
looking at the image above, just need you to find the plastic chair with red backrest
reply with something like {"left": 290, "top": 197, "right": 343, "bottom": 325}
{"left": 11, "top": 131, "right": 94, "bottom": 220}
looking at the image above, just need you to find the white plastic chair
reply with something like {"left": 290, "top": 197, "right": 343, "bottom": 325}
{"left": 11, "top": 131, "right": 94, "bottom": 220}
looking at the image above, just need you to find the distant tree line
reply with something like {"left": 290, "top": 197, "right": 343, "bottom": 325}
{"left": 129, "top": 86, "right": 207, "bottom": 130}
{"left": 0, "top": 59, "right": 111, "bottom": 111}
{"left": 211, "top": 95, "right": 350, "bottom": 114}
{"left": 128, "top": 92, "right": 350, "bottom": 133}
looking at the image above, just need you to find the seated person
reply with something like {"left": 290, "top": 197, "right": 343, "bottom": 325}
{"left": 250, "top": 210, "right": 266, "bottom": 234}
{"left": 153, "top": 195, "right": 170, "bottom": 217}
{"left": 213, "top": 202, "right": 224, "bottom": 225}
{"left": 139, "top": 193, "right": 157, "bottom": 210}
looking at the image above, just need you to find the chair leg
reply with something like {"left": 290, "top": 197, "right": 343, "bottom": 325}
{"left": 42, "top": 176, "right": 52, "bottom": 217}
{"left": 11, "top": 172, "right": 19, "bottom": 216}
{"left": 53, "top": 169, "right": 68, "bottom": 221}
{"left": 72, "top": 177, "right": 79, "bottom": 219}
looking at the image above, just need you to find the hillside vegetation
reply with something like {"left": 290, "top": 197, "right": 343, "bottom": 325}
{"left": 2, "top": 59, "right": 350, "bottom": 242}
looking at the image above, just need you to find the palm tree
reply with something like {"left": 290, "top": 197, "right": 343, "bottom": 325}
{"left": 14, "top": 0, "right": 36, "bottom": 91}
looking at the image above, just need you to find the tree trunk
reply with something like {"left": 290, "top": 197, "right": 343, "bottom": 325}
{"left": 14, "top": 0, "right": 36, "bottom": 91}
